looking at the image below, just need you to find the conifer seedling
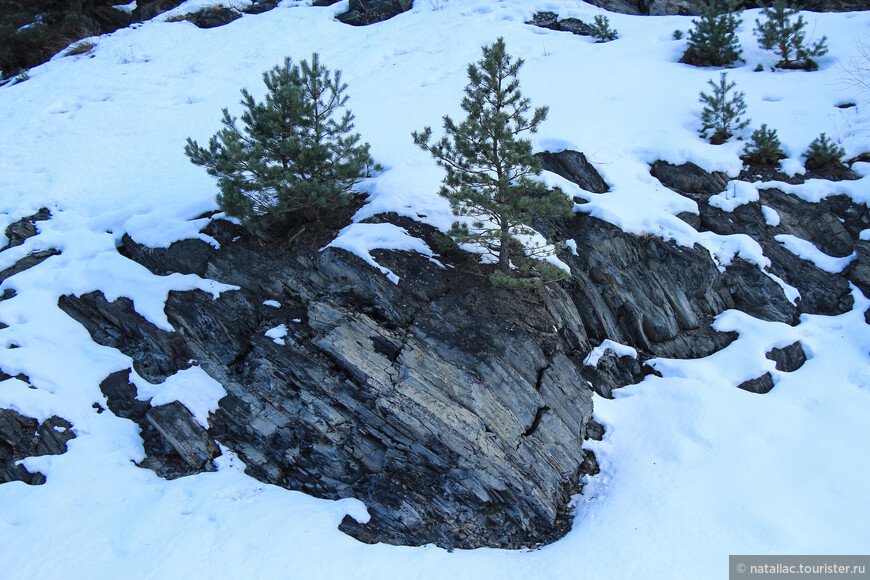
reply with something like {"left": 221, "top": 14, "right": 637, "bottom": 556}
{"left": 591, "top": 15, "right": 619, "bottom": 43}
{"left": 681, "top": 0, "right": 743, "bottom": 67}
{"left": 741, "top": 124, "right": 786, "bottom": 166}
{"left": 802, "top": 133, "right": 845, "bottom": 170}
{"left": 698, "top": 72, "right": 750, "bottom": 144}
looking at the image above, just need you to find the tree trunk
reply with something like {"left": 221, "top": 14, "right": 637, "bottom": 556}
{"left": 498, "top": 226, "right": 510, "bottom": 274}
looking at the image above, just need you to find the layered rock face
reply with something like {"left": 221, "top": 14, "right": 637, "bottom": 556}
{"left": 2, "top": 146, "right": 863, "bottom": 548}
{"left": 53, "top": 149, "right": 870, "bottom": 548}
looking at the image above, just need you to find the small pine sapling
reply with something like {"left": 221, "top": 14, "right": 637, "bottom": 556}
{"left": 681, "top": 0, "right": 743, "bottom": 67}
{"left": 590, "top": 15, "right": 618, "bottom": 42}
{"left": 698, "top": 72, "right": 750, "bottom": 145}
{"left": 185, "top": 55, "right": 376, "bottom": 240}
{"left": 754, "top": 0, "right": 828, "bottom": 70}
{"left": 413, "top": 37, "right": 573, "bottom": 288}
{"left": 740, "top": 124, "right": 786, "bottom": 166}
{"left": 802, "top": 133, "right": 845, "bottom": 170}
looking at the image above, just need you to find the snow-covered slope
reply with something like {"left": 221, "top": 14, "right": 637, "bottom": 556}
{"left": 1, "top": 1, "right": 869, "bottom": 577}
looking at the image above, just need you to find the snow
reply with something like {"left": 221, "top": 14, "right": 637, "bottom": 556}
{"left": 708, "top": 180, "right": 759, "bottom": 212}
{"left": 774, "top": 234, "right": 857, "bottom": 273}
{"left": 583, "top": 339, "right": 638, "bottom": 367}
{"left": 263, "top": 300, "right": 281, "bottom": 308}
{"left": 131, "top": 366, "right": 226, "bottom": 427}
{"left": 325, "top": 222, "right": 443, "bottom": 284}
{"left": 265, "top": 324, "right": 288, "bottom": 345}
{"left": 761, "top": 204, "right": 781, "bottom": 226}
{"left": 0, "top": 0, "right": 869, "bottom": 578}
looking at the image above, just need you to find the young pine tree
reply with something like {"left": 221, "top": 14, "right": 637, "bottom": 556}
{"left": 413, "top": 38, "right": 573, "bottom": 288}
{"left": 590, "top": 15, "right": 618, "bottom": 43}
{"left": 185, "top": 55, "right": 375, "bottom": 239}
{"left": 802, "top": 133, "right": 845, "bottom": 170}
{"left": 754, "top": 0, "right": 828, "bottom": 70}
{"left": 698, "top": 72, "right": 750, "bottom": 144}
{"left": 681, "top": 0, "right": 743, "bottom": 68}
{"left": 741, "top": 124, "right": 786, "bottom": 166}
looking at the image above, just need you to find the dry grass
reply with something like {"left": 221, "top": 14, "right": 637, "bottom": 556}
{"left": 65, "top": 39, "right": 96, "bottom": 56}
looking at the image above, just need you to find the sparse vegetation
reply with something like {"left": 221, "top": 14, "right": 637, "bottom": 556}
{"left": 65, "top": 39, "right": 96, "bottom": 56}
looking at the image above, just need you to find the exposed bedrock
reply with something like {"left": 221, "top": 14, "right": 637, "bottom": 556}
{"left": 56, "top": 192, "right": 804, "bottom": 548}
{"left": 652, "top": 160, "right": 868, "bottom": 316}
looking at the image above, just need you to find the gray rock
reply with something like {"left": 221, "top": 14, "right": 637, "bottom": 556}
{"left": 736, "top": 373, "right": 775, "bottom": 394}
{"left": 146, "top": 402, "right": 220, "bottom": 470}
{"left": 0, "top": 408, "right": 75, "bottom": 485}
{"left": 765, "top": 342, "right": 807, "bottom": 372}
{"left": 2, "top": 208, "right": 50, "bottom": 250}
{"left": 337, "top": 0, "right": 413, "bottom": 26}
{"left": 558, "top": 17, "right": 596, "bottom": 36}
{"left": 186, "top": 6, "right": 242, "bottom": 28}
{"left": 525, "top": 11, "right": 560, "bottom": 30}
{"left": 0, "top": 249, "right": 60, "bottom": 285}
{"left": 58, "top": 201, "right": 821, "bottom": 549}
{"left": 537, "top": 150, "right": 609, "bottom": 194}
{"left": 650, "top": 160, "right": 729, "bottom": 201}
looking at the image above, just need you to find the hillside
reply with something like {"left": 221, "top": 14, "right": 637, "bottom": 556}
{"left": 1, "top": 0, "right": 869, "bottom": 578}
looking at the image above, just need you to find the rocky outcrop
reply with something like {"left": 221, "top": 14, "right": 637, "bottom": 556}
{"left": 53, "top": 179, "right": 805, "bottom": 549}
{"left": 337, "top": 0, "right": 413, "bottom": 26}
{"left": 652, "top": 160, "right": 867, "bottom": 317}
{"left": 185, "top": 6, "right": 242, "bottom": 28}
{"left": 577, "top": 0, "right": 870, "bottom": 16}
{"left": 766, "top": 341, "right": 807, "bottom": 372}
{"left": 0, "top": 408, "right": 75, "bottom": 485}
{"left": 537, "top": 150, "right": 610, "bottom": 194}
{"left": 526, "top": 12, "right": 598, "bottom": 37}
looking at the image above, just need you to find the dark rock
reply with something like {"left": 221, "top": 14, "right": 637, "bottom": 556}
{"left": 537, "top": 150, "right": 609, "bottom": 194}
{"left": 0, "top": 408, "right": 75, "bottom": 485}
{"left": 186, "top": 6, "right": 241, "bottom": 28}
{"left": 558, "top": 18, "right": 595, "bottom": 36}
{"left": 337, "top": 0, "right": 412, "bottom": 26}
{"left": 146, "top": 402, "right": 220, "bottom": 470}
{"left": 720, "top": 259, "right": 798, "bottom": 323}
{"left": 59, "top": 203, "right": 817, "bottom": 549}
{"left": 0, "top": 249, "right": 61, "bottom": 285}
{"left": 848, "top": 241, "right": 870, "bottom": 298}
{"left": 312, "top": 0, "right": 342, "bottom": 5}
{"left": 650, "top": 160, "right": 728, "bottom": 201}
{"left": 243, "top": 0, "right": 279, "bottom": 14}
{"left": 765, "top": 341, "right": 806, "bottom": 372}
{"left": 585, "top": 419, "right": 605, "bottom": 441}
{"left": 525, "top": 11, "right": 560, "bottom": 30}
{"left": 132, "top": 0, "right": 185, "bottom": 22}
{"left": 805, "top": 163, "right": 861, "bottom": 182}
{"left": 99, "top": 370, "right": 207, "bottom": 479}
{"left": 2, "top": 208, "right": 51, "bottom": 250}
{"left": 650, "top": 163, "right": 860, "bottom": 318}
{"left": 583, "top": 0, "right": 870, "bottom": 16}
{"left": 736, "top": 372, "right": 775, "bottom": 394}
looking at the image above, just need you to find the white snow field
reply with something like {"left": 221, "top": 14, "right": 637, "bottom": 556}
{"left": 1, "top": 0, "right": 869, "bottom": 578}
